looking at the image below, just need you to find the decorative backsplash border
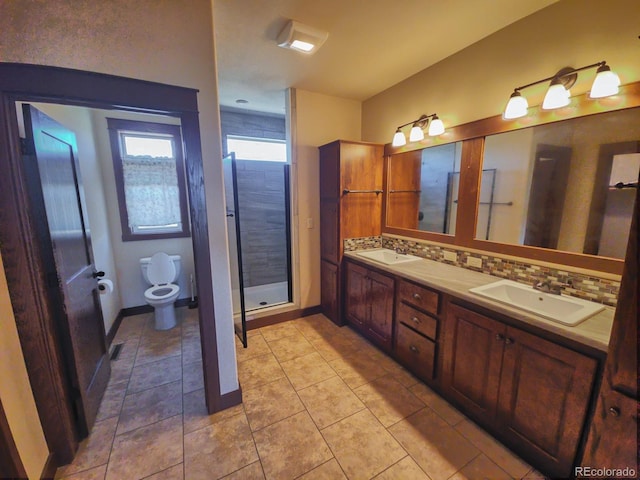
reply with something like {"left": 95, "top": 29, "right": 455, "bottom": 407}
{"left": 344, "top": 235, "right": 620, "bottom": 307}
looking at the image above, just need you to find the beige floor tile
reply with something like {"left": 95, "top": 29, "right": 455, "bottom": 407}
{"left": 184, "top": 413, "right": 258, "bottom": 480}
{"left": 183, "top": 388, "right": 245, "bottom": 434}
{"left": 456, "top": 419, "right": 532, "bottom": 478}
{"left": 56, "top": 463, "right": 107, "bottom": 480}
{"left": 116, "top": 380, "right": 182, "bottom": 435}
{"left": 298, "top": 459, "right": 347, "bottom": 479}
{"left": 328, "top": 354, "right": 387, "bottom": 389}
{"left": 238, "top": 352, "right": 286, "bottom": 390}
{"left": 106, "top": 415, "right": 183, "bottom": 480}
{"left": 268, "top": 334, "right": 316, "bottom": 362}
{"left": 182, "top": 334, "right": 202, "bottom": 365}
{"left": 55, "top": 417, "right": 117, "bottom": 478}
{"left": 95, "top": 380, "right": 127, "bottom": 422}
{"left": 144, "top": 463, "right": 184, "bottom": 480}
{"left": 221, "top": 461, "right": 265, "bottom": 479}
{"left": 389, "top": 408, "right": 479, "bottom": 480}
{"left": 135, "top": 327, "right": 182, "bottom": 366}
{"left": 309, "top": 335, "right": 358, "bottom": 362}
{"left": 182, "top": 360, "right": 204, "bottom": 393}
{"left": 253, "top": 411, "right": 333, "bottom": 480}
{"left": 259, "top": 322, "right": 301, "bottom": 342}
{"left": 112, "top": 315, "right": 148, "bottom": 344}
{"left": 127, "top": 355, "right": 182, "bottom": 394}
{"left": 409, "top": 382, "right": 465, "bottom": 425}
{"left": 280, "top": 352, "right": 337, "bottom": 390}
{"left": 108, "top": 341, "right": 138, "bottom": 384}
{"left": 450, "top": 454, "right": 512, "bottom": 480}
{"left": 521, "top": 467, "right": 547, "bottom": 479}
{"left": 354, "top": 376, "right": 425, "bottom": 427}
{"left": 374, "top": 456, "right": 430, "bottom": 480}
{"left": 235, "top": 334, "right": 272, "bottom": 363}
{"left": 321, "top": 409, "right": 406, "bottom": 480}
{"left": 298, "top": 376, "right": 365, "bottom": 429}
{"left": 243, "top": 377, "right": 305, "bottom": 431}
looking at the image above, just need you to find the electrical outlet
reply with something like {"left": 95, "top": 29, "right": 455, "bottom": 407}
{"left": 443, "top": 250, "right": 457, "bottom": 262}
{"left": 306, "top": 218, "right": 314, "bottom": 229}
{"left": 466, "top": 256, "right": 483, "bottom": 268}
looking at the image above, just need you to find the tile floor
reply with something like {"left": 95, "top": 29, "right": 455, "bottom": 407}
{"left": 55, "top": 308, "right": 546, "bottom": 480}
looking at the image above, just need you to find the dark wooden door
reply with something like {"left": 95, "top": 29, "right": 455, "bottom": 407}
{"left": 497, "top": 326, "right": 597, "bottom": 478}
{"left": 367, "top": 270, "right": 394, "bottom": 350}
{"left": 442, "top": 304, "right": 504, "bottom": 421}
{"left": 23, "top": 105, "right": 110, "bottom": 437}
{"left": 320, "top": 260, "right": 339, "bottom": 324}
{"left": 345, "top": 261, "right": 368, "bottom": 331}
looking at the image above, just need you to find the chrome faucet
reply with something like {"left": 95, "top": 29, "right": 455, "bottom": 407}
{"left": 395, "top": 246, "right": 408, "bottom": 255}
{"left": 534, "top": 280, "right": 562, "bottom": 295}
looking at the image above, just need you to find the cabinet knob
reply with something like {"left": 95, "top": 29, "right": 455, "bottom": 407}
{"left": 413, "top": 293, "right": 421, "bottom": 300}
{"left": 504, "top": 337, "right": 514, "bottom": 345}
{"left": 409, "top": 345, "right": 419, "bottom": 354}
{"left": 609, "top": 406, "right": 621, "bottom": 417}
{"left": 495, "top": 333, "right": 504, "bottom": 341}
{"left": 411, "top": 316, "right": 420, "bottom": 324}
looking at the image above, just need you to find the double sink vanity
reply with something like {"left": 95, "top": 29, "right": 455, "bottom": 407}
{"left": 343, "top": 248, "right": 614, "bottom": 478}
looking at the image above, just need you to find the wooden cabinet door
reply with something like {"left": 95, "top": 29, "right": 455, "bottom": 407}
{"left": 366, "top": 269, "right": 394, "bottom": 350}
{"left": 320, "top": 200, "right": 340, "bottom": 263}
{"left": 345, "top": 262, "right": 368, "bottom": 330}
{"left": 497, "top": 326, "right": 597, "bottom": 478}
{"left": 443, "top": 304, "right": 505, "bottom": 421}
{"left": 320, "top": 260, "right": 340, "bottom": 324}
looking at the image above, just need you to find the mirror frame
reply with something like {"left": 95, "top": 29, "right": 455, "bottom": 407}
{"left": 383, "top": 81, "right": 640, "bottom": 275}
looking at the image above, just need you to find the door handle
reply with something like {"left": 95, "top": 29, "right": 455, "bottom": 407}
{"left": 92, "top": 270, "right": 105, "bottom": 279}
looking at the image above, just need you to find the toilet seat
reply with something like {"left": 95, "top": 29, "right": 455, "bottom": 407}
{"left": 144, "top": 283, "right": 180, "bottom": 301}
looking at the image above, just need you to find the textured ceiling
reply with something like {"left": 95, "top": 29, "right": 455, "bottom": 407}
{"left": 213, "top": 0, "right": 558, "bottom": 114}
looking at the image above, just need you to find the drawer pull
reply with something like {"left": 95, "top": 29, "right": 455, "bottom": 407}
{"left": 609, "top": 407, "right": 621, "bottom": 417}
{"left": 409, "top": 345, "right": 420, "bottom": 354}
{"left": 413, "top": 293, "right": 422, "bottom": 300}
{"left": 495, "top": 333, "right": 504, "bottom": 341}
{"left": 504, "top": 337, "right": 514, "bottom": 345}
{"left": 411, "top": 316, "right": 420, "bottom": 324}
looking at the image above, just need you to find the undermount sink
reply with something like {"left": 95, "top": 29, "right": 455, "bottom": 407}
{"left": 356, "top": 249, "right": 422, "bottom": 265}
{"left": 469, "top": 279, "right": 605, "bottom": 326}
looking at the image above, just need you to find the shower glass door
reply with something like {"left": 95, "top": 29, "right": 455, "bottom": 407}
{"left": 222, "top": 153, "right": 247, "bottom": 347}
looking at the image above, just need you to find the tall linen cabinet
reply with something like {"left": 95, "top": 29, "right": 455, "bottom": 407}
{"left": 319, "top": 140, "right": 384, "bottom": 325}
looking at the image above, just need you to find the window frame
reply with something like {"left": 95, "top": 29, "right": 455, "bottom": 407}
{"left": 107, "top": 117, "right": 191, "bottom": 241}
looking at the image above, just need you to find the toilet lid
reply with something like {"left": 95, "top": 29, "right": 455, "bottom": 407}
{"left": 147, "top": 252, "right": 176, "bottom": 285}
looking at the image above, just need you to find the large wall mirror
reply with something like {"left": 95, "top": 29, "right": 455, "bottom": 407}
{"left": 478, "top": 107, "right": 639, "bottom": 260}
{"left": 386, "top": 141, "right": 462, "bottom": 235}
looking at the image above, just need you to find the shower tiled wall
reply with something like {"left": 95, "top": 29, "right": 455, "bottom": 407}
{"left": 344, "top": 235, "right": 620, "bottom": 307}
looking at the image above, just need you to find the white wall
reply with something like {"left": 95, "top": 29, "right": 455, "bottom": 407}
{"left": 289, "top": 89, "right": 362, "bottom": 308}
{"left": 0, "top": 3, "right": 238, "bottom": 473}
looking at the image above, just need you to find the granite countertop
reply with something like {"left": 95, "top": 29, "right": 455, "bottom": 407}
{"left": 344, "top": 249, "right": 615, "bottom": 353}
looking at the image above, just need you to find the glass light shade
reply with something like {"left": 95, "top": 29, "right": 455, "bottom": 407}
{"left": 542, "top": 83, "right": 570, "bottom": 110}
{"left": 392, "top": 129, "right": 407, "bottom": 147}
{"left": 503, "top": 92, "right": 529, "bottom": 119}
{"left": 409, "top": 125, "right": 425, "bottom": 142}
{"left": 427, "top": 116, "right": 445, "bottom": 136}
{"left": 589, "top": 66, "right": 620, "bottom": 98}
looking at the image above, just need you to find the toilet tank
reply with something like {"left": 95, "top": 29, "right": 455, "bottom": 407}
{"left": 140, "top": 254, "right": 181, "bottom": 284}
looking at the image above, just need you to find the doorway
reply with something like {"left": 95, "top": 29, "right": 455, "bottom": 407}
{"left": 0, "top": 63, "right": 228, "bottom": 466}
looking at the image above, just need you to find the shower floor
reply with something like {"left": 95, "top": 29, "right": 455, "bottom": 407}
{"left": 233, "top": 281, "right": 289, "bottom": 313}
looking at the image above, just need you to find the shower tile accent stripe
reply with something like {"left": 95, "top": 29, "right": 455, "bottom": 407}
{"left": 343, "top": 236, "right": 620, "bottom": 307}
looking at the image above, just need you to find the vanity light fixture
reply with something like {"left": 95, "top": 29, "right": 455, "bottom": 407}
{"left": 503, "top": 61, "right": 621, "bottom": 120}
{"left": 391, "top": 113, "right": 445, "bottom": 147}
{"left": 276, "top": 20, "right": 328, "bottom": 54}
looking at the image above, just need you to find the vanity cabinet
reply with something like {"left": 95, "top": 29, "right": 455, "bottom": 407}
{"left": 443, "top": 302, "right": 597, "bottom": 478}
{"left": 344, "top": 261, "right": 394, "bottom": 351}
{"left": 319, "top": 140, "right": 384, "bottom": 325}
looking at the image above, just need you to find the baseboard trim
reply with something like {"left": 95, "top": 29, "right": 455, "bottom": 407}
{"left": 246, "top": 305, "right": 322, "bottom": 330}
{"left": 40, "top": 452, "right": 57, "bottom": 480}
{"left": 106, "top": 310, "right": 124, "bottom": 347}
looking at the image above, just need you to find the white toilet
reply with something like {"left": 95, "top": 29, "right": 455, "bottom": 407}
{"left": 140, "top": 252, "right": 181, "bottom": 330}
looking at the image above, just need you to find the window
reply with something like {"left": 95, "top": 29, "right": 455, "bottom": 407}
{"left": 226, "top": 135, "right": 287, "bottom": 162}
{"left": 107, "top": 118, "right": 190, "bottom": 241}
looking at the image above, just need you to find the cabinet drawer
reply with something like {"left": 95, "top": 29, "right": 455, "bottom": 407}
{"left": 398, "top": 279, "right": 439, "bottom": 315}
{"left": 397, "top": 301, "right": 437, "bottom": 340}
{"left": 395, "top": 323, "right": 436, "bottom": 381}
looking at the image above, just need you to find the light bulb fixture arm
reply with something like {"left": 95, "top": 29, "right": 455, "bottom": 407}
{"left": 512, "top": 61, "right": 607, "bottom": 94}
{"left": 395, "top": 113, "right": 438, "bottom": 130}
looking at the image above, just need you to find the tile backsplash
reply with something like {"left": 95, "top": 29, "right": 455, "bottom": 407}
{"left": 344, "top": 235, "right": 620, "bottom": 307}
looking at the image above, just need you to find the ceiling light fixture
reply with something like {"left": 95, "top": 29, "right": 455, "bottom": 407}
{"left": 277, "top": 20, "right": 328, "bottom": 55}
{"left": 391, "top": 113, "right": 445, "bottom": 147}
{"left": 503, "top": 61, "right": 620, "bottom": 120}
